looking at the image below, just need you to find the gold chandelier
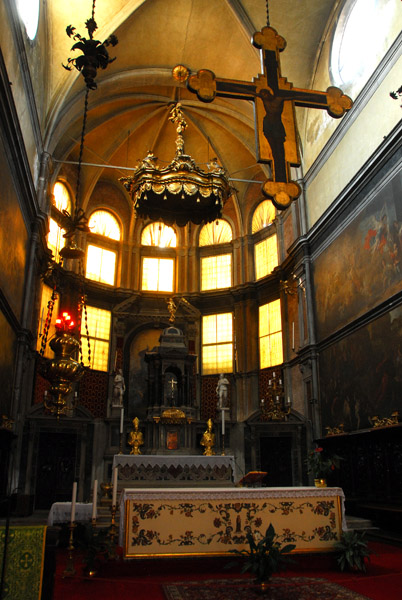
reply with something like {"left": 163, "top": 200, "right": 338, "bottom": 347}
{"left": 120, "top": 103, "right": 232, "bottom": 227}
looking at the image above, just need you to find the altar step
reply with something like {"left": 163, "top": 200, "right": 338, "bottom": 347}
{"left": 345, "top": 515, "right": 378, "bottom": 533}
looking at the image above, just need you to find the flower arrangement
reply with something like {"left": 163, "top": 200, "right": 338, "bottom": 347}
{"left": 305, "top": 446, "right": 342, "bottom": 478}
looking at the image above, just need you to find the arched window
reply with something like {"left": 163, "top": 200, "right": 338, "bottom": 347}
{"left": 47, "top": 182, "right": 72, "bottom": 263}
{"left": 16, "top": 0, "right": 40, "bottom": 40}
{"left": 259, "top": 300, "right": 283, "bottom": 368}
{"left": 330, "top": 0, "right": 396, "bottom": 93}
{"left": 252, "top": 201, "right": 278, "bottom": 280}
{"left": 141, "top": 222, "right": 176, "bottom": 292}
{"left": 86, "top": 210, "right": 121, "bottom": 286}
{"left": 88, "top": 210, "right": 121, "bottom": 240}
{"left": 141, "top": 222, "right": 176, "bottom": 247}
{"left": 199, "top": 219, "right": 232, "bottom": 246}
{"left": 53, "top": 181, "right": 72, "bottom": 213}
{"left": 252, "top": 200, "right": 276, "bottom": 234}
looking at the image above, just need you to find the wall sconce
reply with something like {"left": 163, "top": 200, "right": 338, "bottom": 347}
{"left": 280, "top": 275, "right": 305, "bottom": 296}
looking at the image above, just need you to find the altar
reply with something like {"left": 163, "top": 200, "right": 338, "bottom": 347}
{"left": 113, "top": 454, "right": 235, "bottom": 486}
{"left": 119, "top": 486, "right": 345, "bottom": 558}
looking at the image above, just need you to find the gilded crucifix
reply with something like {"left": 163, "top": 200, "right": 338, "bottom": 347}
{"left": 178, "top": 26, "right": 353, "bottom": 210}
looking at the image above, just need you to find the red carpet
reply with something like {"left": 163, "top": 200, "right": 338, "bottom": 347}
{"left": 52, "top": 541, "right": 402, "bottom": 600}
{"left": 163, "top": 577, "right": 370, "bottom": 599}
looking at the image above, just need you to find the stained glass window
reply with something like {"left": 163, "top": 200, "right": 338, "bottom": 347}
{"left": 202, "top": 313, "right": 233, "bottom": 374}
{"left": 80, "top": 306, "right": 111, "bottom": 371}
{"left": 259, "top": 300, "right": 283, "bottom": 368}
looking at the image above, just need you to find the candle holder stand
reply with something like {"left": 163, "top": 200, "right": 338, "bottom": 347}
{"left": 62, "top": 523, "right": 76, "bottom": 577}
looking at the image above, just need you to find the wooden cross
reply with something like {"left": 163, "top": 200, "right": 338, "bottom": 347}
{"left": 185, "top": 27, "right": 353, "bottom": 209}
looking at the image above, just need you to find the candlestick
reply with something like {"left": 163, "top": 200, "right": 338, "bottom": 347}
{"left": 92, "top": 480, "right": 97, "bottom": 521}
{"left": 112, "top": 467, "right": 118, "bottom": 507}
{"left": 70, "top": 481, "right": 77, "bottom": 524}
{"left": 62, "top": 523, "right": 76, "bottom": 577}
{"left": 120, "top": 407, "right": 124, "bottom": 434}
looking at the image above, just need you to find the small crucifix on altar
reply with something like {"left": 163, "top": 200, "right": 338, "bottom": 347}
{"left": 177, "top": 25, "right": 352, "bottom": 210}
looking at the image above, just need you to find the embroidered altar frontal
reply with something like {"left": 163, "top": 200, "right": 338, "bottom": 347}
{"left": 0, "top": 525, "right": 46, "bottom": 600}
{"left": 123, "top": 487, "right": 344, "bottom": 558}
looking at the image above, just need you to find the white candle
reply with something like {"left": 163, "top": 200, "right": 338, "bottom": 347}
{"left": 120, "top": 407, "right": 124, "bottom": 433}
{"left": 292, "top": 322, "right": 295, "bottom": 349}
{"left": 221, "top": 409, "right": 225, "bottom": 436}
{"left": 273, "top": 371, "right": 275, "bottom": 378}
{"left": 71, "top": 481, "right": 77, "bottom": 523}
{"left": 92, "top": 480, "right": 98, "bottom": 520}
{"left": 112, "top": 467, "right": 118, "bottom": 507}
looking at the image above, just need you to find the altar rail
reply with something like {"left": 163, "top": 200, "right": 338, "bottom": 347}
{"left": 113, "top": 454, "right": 235, "bottom": 486}
{"left": 120, "top": 486, "right": 345, "bottom": 557}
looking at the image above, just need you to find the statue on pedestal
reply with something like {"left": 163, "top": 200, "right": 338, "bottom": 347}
{"left": 216, "top": 373, "right": 229, "bottom": 408}
{"left": 128, "top": 417, "right": 144, "bottom": 455}
{"left": 113, "top": 369, "right": 125, "bottom": 406}
{"left": 200, "top": 418, "right": 215, "bottom": 456}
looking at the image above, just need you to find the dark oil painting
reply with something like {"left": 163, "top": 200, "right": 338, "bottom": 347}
{"left": 319, "top": 305, "right": 402, "bottom": 431}
{"left": 313, "top": 169, "right": 402, "bottom": 340}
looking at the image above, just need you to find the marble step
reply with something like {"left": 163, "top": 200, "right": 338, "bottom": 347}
{"left": 345, "top": 515, "right": 378, "bottom": 532}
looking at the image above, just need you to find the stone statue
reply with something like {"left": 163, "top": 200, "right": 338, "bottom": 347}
{"left": 128, "top": 417, "right": 144, "bottom": 455}
{"left": 216, "top": 373, "right": 229, "bottom": 408}
{"left": 113, "top": 369, "right": 125, "bottom": 406}
{"left": 200, "top": 418, "right": 215, "bottom": 456}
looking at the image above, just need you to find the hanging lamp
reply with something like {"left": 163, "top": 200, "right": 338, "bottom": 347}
{"left": 120, "top": 97, "right": 232, "bottom": 228}
{"left": 39, "top": 1, "right": 118, "bottom": 418}
{"left": 60, "top": 0, "right": 118, "bottom": 258}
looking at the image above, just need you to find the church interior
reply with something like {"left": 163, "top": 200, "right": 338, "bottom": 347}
{"left": 0, "top": 0, "right": 402, "bottom": 595}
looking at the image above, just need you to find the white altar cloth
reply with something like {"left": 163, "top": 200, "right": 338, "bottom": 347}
{"left": 113, "top": 454, "right": 235, "bottom": 471}
{"left": 113, "top": 454, "right": 235, "bottom": 485}
{"left": 47, "top": 502, "right": 93, "bottom": 526}
{"left": 119, "top": 486, "right": 346, "bottom": 556}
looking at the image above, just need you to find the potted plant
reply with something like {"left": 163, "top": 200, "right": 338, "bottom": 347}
{"left": 228, "top": 523, "right": 296, "bottom": 589}
{"left": 305, "top": 446, "right": 342, "bottom": 486}
{"left": 335, "top": 530, "right": 372, "bottom": 572}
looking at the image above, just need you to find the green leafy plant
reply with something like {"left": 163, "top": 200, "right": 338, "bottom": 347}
{"left": 305, "top": 446, "right": 342, "bottom": 478}
{"left": 228, "top": 523, "right": 296, "bottom": 584}
{"left": 335, "top": 530, "right": 372, "bottom": 573}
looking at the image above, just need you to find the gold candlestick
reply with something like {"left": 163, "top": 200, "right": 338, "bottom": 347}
{"left": 62, "top": 523, "right": 76, "bottom": 577}
{"left": 108, "top": 504, "right": 118, "bottom": 558}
